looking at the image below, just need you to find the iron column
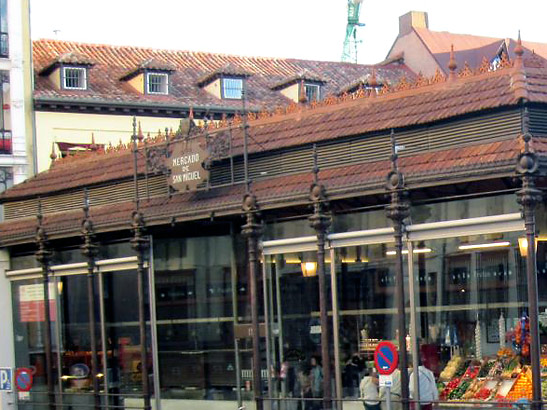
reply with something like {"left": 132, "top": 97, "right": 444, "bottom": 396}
{"left": 385, "top": 131, "right": 410, "bottom": 410}
{"left": 81, "top": 190, "right": 101, "bottom": 410}
{"left": 242, "top": 193, "right": 263, "bottom": 410}
{"left": 516, "top": 121, "right": 542, "bottom": 410}
{"left": 35, "top": 202, "right": 56, "bottom": 410}
{"left": 309, "top": 146, "right": 332, "bottom": 410}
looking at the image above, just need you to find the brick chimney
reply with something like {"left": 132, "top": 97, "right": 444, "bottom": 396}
{"left": 399, "top": 11, "right": 428, "bottom": 37}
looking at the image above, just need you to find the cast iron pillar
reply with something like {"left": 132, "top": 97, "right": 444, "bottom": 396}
{"left": 385, "top": 130, "right": 410, "bottom": 410}
{"left": 35, "top": 201, "right": 56, "bottom": 410}
{"left": 242, "top": 192, "right": 263, "bottom": 410}
{"left": 131, "top": 117, "right": 152, "bottom": 410}
{"left": 516, "top": 110, "right": 543, "bottom": 410}
{"left": 131, "top": 210, "right": 152, "bottom": 410}
{"left": 309, "top": 145, "right": 332, "bottom": 410}
{"left": 81, "top": 190, "right": 101, "bottom": 410}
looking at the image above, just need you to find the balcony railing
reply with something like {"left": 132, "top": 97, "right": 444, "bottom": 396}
{"left": 0, "top": 129, "right": 12, "bottom": 154}
{"left": 0, "top": 33, "right": 8, "bottom": 58}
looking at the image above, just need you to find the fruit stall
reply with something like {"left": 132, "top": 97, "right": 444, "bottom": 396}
{"left": 436, "top": 316, "right": 545, "bottom": 406}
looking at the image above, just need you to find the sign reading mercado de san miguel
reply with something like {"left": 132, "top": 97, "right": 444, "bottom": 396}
{"left": 168, "top": 138, "right": 210, "bottom": 192}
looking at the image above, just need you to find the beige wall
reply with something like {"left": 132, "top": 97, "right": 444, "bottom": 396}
{"left": 387, "top": 31, "right": 440, "bottom": 77}
{"left": 35, "top": 111, "right": 184, "bottom": 172}
{"left": 204, "top": 78, "right": 221, "bottom": 99}
{"left": 280, "top": 82, "right": 299, "bottom": 103}
{"left": 128, "top": 73, "right": 144, "bottom": 93}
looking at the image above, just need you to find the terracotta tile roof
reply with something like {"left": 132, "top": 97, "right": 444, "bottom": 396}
{"left": 39, "top": 51, "right": 95, "bottom": 75}
{"left": 0, "top": 137, "right": 530, "bottom": 246}
{"left": 33, "top": 39, "right": 414, "bottom": 110}
{"left": 271, "top": 70, "right": 327, "bottom": 90}
{"left": 5, "top": 61, "right": 547, "bottom": 201}
{"left": 413, "top": 28, "right": 547, "bottom": 74}
{"left": 119, "top": 57, "right": 176, "bottom": 81}
{"left": 196, "top": 62, "right": 252, "bottom": 87}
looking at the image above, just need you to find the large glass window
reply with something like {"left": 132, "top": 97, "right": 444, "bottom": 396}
{"left": 154, "top": 235, "right": 245, "bottom": 401}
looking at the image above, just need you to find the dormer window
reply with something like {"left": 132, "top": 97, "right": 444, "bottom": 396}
{"left": 271, "top": 71, "right": 326, "bottom": 104}
{"left": 197, "top": 63, "right": 251, "bottom": 100}
{"left": 304, "top": 83, "right": 320, "bottom": 102}
{"left": 222, "top": 77, "right": 243, "bottom": 99}
{"left": 39, "top": 52, "right": 95, "bottom": 92}
{"left": 62, "top": 66, "right": 87, "bottom": 90}
{"left": 146, "top": 72, "right": 169, "bottom": 94}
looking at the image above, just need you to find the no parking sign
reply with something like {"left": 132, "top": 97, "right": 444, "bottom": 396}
{"left": 374, "top": 341, "right": 399, "bottom": 375}
{"left": 15, "top": 368, "right": 33, "bottom": 392}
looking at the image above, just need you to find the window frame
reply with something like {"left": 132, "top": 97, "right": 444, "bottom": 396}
{"left": 221, "top": 77, "right": 243, "bottom": 100}
{"left": 62, "top": 66, "right": 87, "bottom": 90}
{"left": 304, "top": 83, "right": 321, "bottom": 102}
{"left": 146, "top": 72, "right": 169, "bottom": 95}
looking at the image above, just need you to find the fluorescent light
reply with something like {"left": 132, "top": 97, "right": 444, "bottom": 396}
{"left": 458, "top": 241, "right": 510, "bottom": 250}
{"left": 386, "top": 248, "right": 432, "bottom": 256}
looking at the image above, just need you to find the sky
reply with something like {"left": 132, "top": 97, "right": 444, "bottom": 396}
{"left": 29, "top": 0, "right": 547, "bottom": 65}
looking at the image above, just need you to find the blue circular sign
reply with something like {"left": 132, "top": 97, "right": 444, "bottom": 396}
{"left": 15, "top": 368, "right": 33, "bottom": 392}
{"left": 374, "top": 341, "right": 399, "bottom": 375}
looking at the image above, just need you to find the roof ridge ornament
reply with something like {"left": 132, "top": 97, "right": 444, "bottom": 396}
{"left": 511, "top": 30, "right": 529, "bottom": 101}
{"left": 448, "top": 44, "right": 457, "bottom": 81}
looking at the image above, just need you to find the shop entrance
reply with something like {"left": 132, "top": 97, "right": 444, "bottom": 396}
{"left": 261, "top": 213, "right": 527, "bottom": 410}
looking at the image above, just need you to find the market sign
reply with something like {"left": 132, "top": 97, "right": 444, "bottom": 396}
{"left": 168, "top": 139, "right": 209, "bottom": 192}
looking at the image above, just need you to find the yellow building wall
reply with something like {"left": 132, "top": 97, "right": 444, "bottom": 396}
{"left": 49, "top": 67, "right": 61, "bottom": 89}
{"left": 280, "top": 83, "right": 299, "bottom": 103}
{"left": 35, "top": 111, "right": 185, "bottom": 172}
{"left": 128, "top": 73, "right": 144, "bottom": 93}
{"left": 204, "top": 78, "right": 221, "bottom": 99}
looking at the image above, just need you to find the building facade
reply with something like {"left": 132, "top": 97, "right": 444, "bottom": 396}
{"left": 31, "top": 39, "right": 413, "bottom": 173}
{"left": 1, "top": 42, "right": 547, "bottom": 410}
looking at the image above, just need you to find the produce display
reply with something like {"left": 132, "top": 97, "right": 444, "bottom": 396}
{"left": 436, "top": 351, "right": 547, "bottom": 405}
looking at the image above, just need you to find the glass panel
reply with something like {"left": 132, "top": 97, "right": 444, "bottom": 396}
{"left": 412, "top": 232, "right": 530, "bottom": 406}
{"left": 12, "top": 278, "right": 59, "bottom": 405}
{"left": 147, "top": 73, "right": 168, "bottom": 94}
{"left": 265, "top": 251, "right": 334, "bottom": 410}
{"left": 264, "top": 218, "right": 315, "bottom": 240}
{"left": 63, "top": 67, "right": 86, "bottom": 89}
{"left": 411, "top": 195, "right": 518, "bottom": 224}
{"left": 223, "top": 78, "right": 243, "bottom": 99}
{"left": 154, "top": 235, "right": 244, "bottom": 401}
{"left": 101, "top": 269, "right": 151, "bottom": 402}
{"left": 305, "top": 84, "right": 320, "bottom": 103}
{"left": 334, "top": 244, "right": 406, "bottom": 403}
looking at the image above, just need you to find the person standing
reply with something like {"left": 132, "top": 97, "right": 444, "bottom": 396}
{"left": 360, "top": 369, "right": 380, "bottom": 410}
{"left": 379, "top": 368, "right": 402, "bottom": 410}
{"left": 409, "top": 363, "right": 438, "bottom": 410}
{"left": 309, "top": 357, "right": 323, "bottom": 410}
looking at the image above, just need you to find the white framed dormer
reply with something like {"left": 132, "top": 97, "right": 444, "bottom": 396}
{"left": 146, "top": 72, "right": 169, "bottom": 95}
{"left": 61, "top": 66, "right": 87, "bottom": 90}
{"left": 304, "top": 83, "right": 321, "bottom": 103}
{"left": 221, "top": 77, "right": 243, "bottom": 99}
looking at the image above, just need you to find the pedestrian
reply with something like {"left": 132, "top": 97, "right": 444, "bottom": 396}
{"left": 309, "top": 356, "right": 323, "bottom": 410}
{"left": 360, "top": 369, "right": 380, "bottom": 410}
{"left": 409, "top": 360, "right": 438, "bottom": 410}
{"left": 379, "top": 368, "right": 402, "bottom": 410}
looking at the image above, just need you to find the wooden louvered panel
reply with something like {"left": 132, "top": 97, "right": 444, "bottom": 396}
{"left": 529, "top": 107, "right": 547, "bottom": 136}
{"left": 4, "top": 176, "right": 167, "bottom": 220}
